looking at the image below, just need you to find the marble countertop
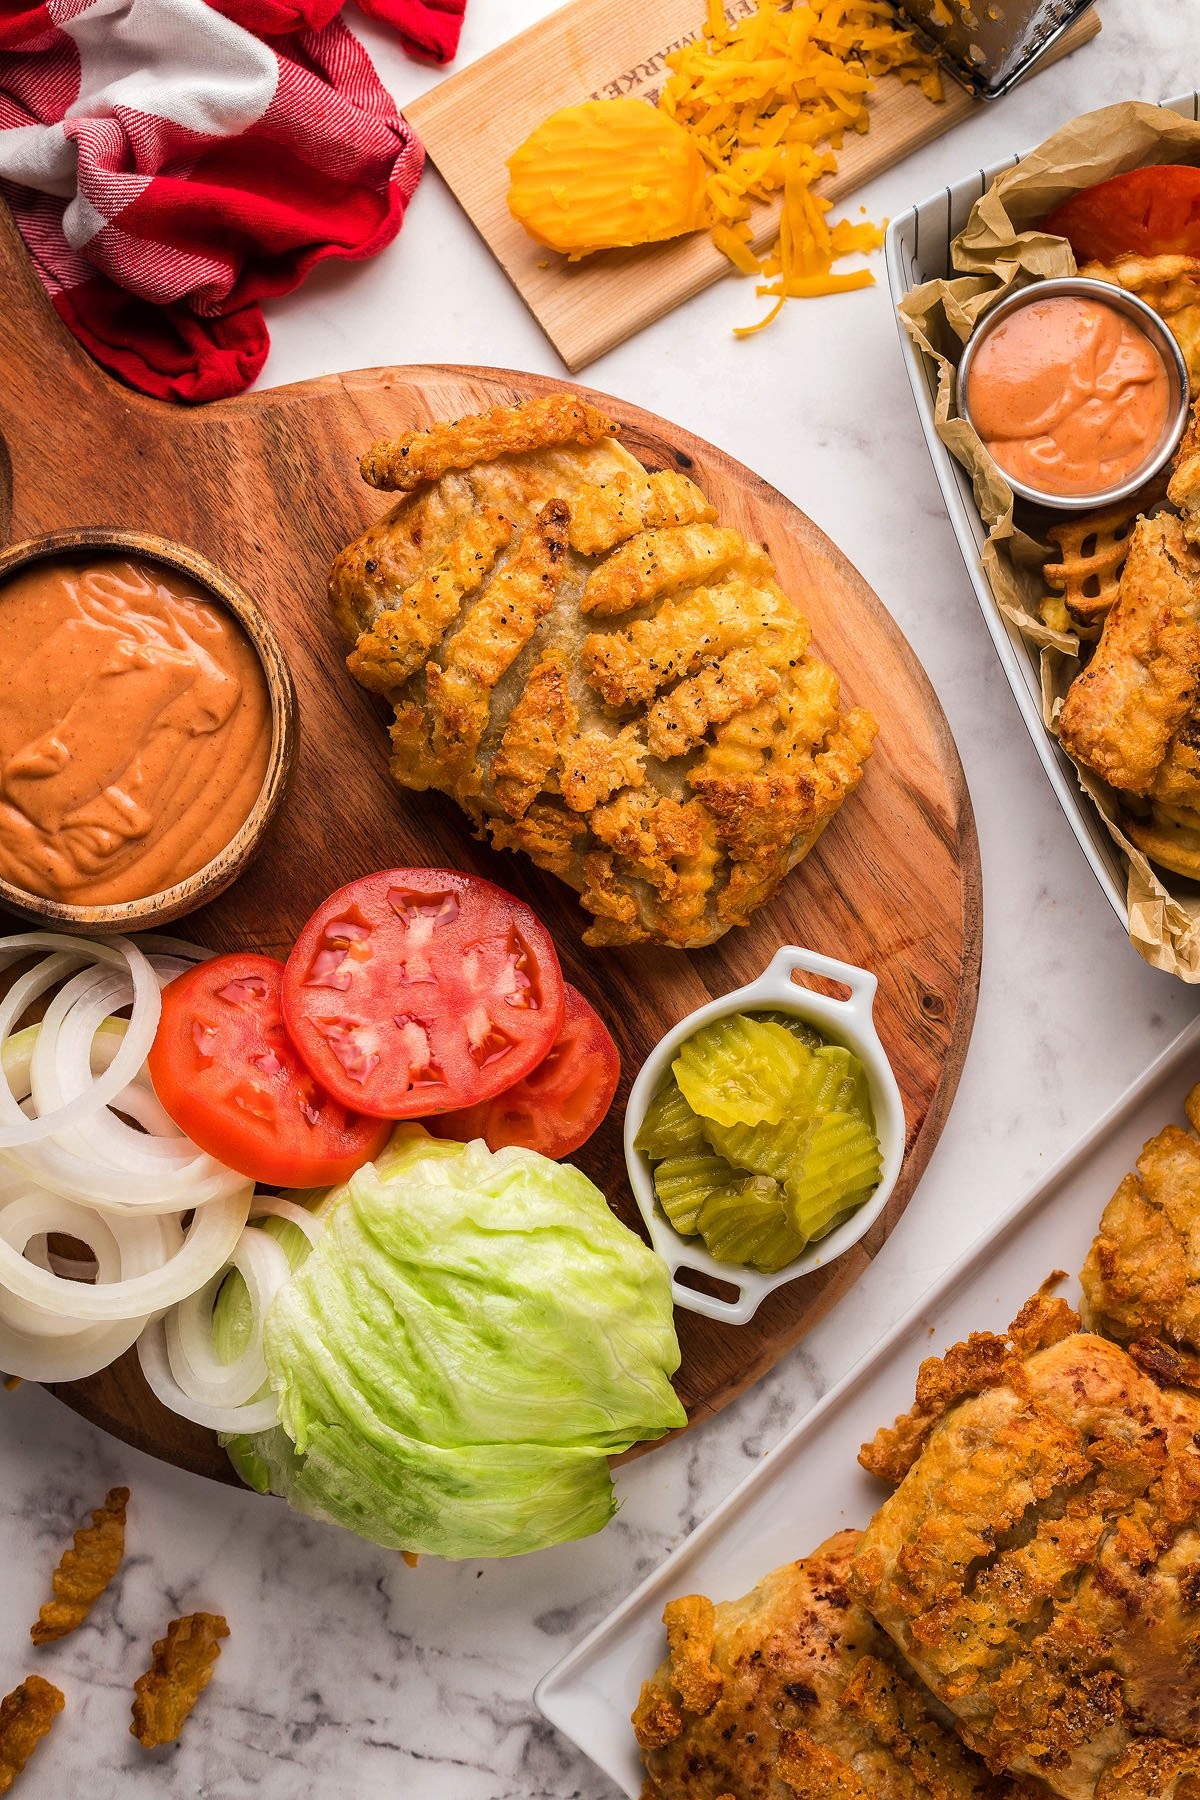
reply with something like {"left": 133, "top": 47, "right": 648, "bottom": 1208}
{"left": 2, "top": 2, "right": 1198, "bottom": 1794}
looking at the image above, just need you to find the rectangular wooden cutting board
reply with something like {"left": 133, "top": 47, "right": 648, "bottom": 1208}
{"left": 405, "top": 0, "right": 1101, "bottom": 371}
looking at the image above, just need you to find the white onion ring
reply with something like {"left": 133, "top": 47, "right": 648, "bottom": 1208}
{"left": 167, "top": 1227, "right": 292, "bottom": 1407}
{"left": 0, "top": 1311, "right": 150, "bottom": 1383}
{"left": 138, "top": 1317, "right": 281, "bottom": 1434}
{"left": 0, "top": 1184, "right": 250, "bottom": 1321}
{"left": 0, "top": 1206, "right": 177, "bottom": 1380}
{"left": 0, "top": 1196, "right": 126, "bottom": 1335}
{"left": 0, "top": 936, "right": 159, "bottom": 1147}
{"left": 250, "top": 1193, "right": 327, "bottom": 1247}
{"left": 2, "top": 1006, "right": 244, "bottom": 1215}
{"left": 135, "top": 934, "right": 213, "bottom": 964}
{"left": 0, "top": 930, "right": 321, "bottom": 1409}
{"left": 37, "top": 1241, "right": 101, "bottom": 1282}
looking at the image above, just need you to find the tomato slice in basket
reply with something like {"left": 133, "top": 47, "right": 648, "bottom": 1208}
{"left": 281, "top": 869, "right": 566, "bottom": 1119}
{"left": 1044, "top": 165, "right": 1200, "bottom": 262}
{"left": 148, "top": 954, "right": 392, "bottom": 1188}
{"left": 429, "top": 984, "right": 620, "bottom": 1160}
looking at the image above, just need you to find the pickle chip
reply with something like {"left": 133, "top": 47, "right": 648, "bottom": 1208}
{"left": 636, "top": 1076, "right": 709, "bottom": 1160}
{"left": 674, "top": 1016, "right": 808, "bottom": 1128}
{"left": 696, "top": 1177, "right": 808, "bottom": 1273}
{"left": 787, "top": 1112, "right": 882, "bottom": 1242}
{"left": 653, "top": 1152, "right": 739, "bottom": 1235}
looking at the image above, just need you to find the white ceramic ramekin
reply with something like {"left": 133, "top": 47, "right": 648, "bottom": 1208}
{"left": 624, "top": 945, "right": 906, "bottom": 1326}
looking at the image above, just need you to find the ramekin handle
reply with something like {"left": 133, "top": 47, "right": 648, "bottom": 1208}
{"left": 761, "top": 945, "right": 878, "bottom": 1022}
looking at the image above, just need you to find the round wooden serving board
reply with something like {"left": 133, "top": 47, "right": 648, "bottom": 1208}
{"left": 0, "top": 201, "right": 980, "bottom": 1485}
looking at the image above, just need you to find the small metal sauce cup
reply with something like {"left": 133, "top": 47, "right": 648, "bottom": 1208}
{"left": 956, "top": 276, "right": 1190, "bottom": 512}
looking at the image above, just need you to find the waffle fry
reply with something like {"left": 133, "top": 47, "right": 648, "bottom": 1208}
{"left": 31, "top": 1485, "right": 128, "bottom": 1645}
{"left": 131, "top": 1611, "right": 229, "bottom": 1748}
{"left": 1124, "top": 802, "right": 1200, "bottom": 882}
{"left": 1081, "top": 253, "right": 1200, "bottom": 391}
{"left": 1041, "top": 482, "right": 1166, "bottom": 637}
{"left": 0, "top": 1676, "right": 63, "bottom": 1794}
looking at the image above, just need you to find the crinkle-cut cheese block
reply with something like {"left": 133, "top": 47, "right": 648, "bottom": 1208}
{"left": 330, "top": 397, "right": 877, "bottom": 948}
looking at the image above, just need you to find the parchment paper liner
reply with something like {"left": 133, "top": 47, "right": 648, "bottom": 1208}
{"left": 899, "top": 100, "right": 1200, "bottom": 981}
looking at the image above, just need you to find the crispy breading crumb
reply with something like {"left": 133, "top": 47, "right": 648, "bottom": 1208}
{"left": 0, "top": 1675, "right": 63, "bottom": 1794}
{"left": 31, "top": 1486, "right": 128, "bottom": 1645}
{"left": 663, "top": 1594, "right": 722, "bottom": 1715}
{"left": 131, "top": 1612, "right": 229, "bottom": 1749}
{"left": 632, "top": 1680, "right": 683, "bottom": 1751}
{"left": 775, "top": 1728, "right": 870, "bottom": 1797}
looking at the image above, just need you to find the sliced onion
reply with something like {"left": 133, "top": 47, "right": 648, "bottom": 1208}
{"left": 138, "top": 1317, "right": 281, "bottom": 1434}
{"left": 0, "top": 1202, "right": 177, "bottom": 1380}
{"left": 3, "top": 1008, "right": 245, "bottom": 1215}
{"left": 0, "top": 1311, "right": 150, "bottom": 1383}
{"left": 167, "top": 1228, "right": 292, "bottom": 1408}
{"left": 0, "top": 929, "right": 317, "bottom": 1409}
{"left": 0, "top": 1202, "right": 180, "bottom": 1338}
{"left": 135, "top": 934, "right": 213, "bottom": 965}
{"left": 38, "top": 1241, "right": 101, "bottom": 1282}
{"left": 250, "top": 1193, "right": 327, "bottom": 1247}
{"left": 0, "top": 1184, "right": 251, "bottom": 1321}
{"left": 0, "top": 1196, "right": 125, "bottom": 1335}
{"left": 0, "top": 936, "right": 160, "bottom": 1147}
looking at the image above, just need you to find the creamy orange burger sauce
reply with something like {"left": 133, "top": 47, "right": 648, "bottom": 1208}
{"left": 0, "top": 557, "right": 271, "bottom": 906}
{"left": 965, "top": 294, "right": 1171, "bottom": 497}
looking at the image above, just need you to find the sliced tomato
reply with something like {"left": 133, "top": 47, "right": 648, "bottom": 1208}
{"left": 429, "top": 984, "right": 620, "bottom": 1159}
{"left": 281, "top": 869, "right": 565, "bottom": 1119}
{"left": 147, "top": 954, "right": 392, "bottom": 1188}
{"left": 1045, "top": 165, "right": 1200, "bottom": 262}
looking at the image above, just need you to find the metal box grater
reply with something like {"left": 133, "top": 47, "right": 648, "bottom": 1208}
{"left": 894, "top": 0, "right": 1097, "bottom": 98}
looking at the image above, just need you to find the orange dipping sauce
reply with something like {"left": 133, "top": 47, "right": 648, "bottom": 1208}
{"left": 0, "top": 557, "right": 272, "bottom": 907}
{"left": 965, "top": 294, "right": 1171, "bottom": 497}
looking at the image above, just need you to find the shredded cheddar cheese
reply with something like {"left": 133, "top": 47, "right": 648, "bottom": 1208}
{"left": 504, "top": 0, "right": 942, "bottom": 330}
{"left": 659, "top": 0, "right": 941, "bottom": 330}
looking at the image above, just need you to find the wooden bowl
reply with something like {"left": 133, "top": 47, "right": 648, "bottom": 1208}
{"left": 0, "top": 527, "right": 298, "bottom": 934}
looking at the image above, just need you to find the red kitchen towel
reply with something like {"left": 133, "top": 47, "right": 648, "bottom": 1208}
{"left": 0, "top": 0, "right": 453, "bottom": 403}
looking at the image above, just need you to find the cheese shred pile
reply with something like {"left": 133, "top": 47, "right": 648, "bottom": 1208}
{"left": 658, "top": 0, "right": 942, "bottom": 332}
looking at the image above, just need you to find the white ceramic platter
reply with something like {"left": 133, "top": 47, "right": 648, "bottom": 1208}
{"left": 882, "top": 89, "right": 1200, "bottom": 928}
{"left": 536, "top": 1014, "right": 1200, "bottom": 1796}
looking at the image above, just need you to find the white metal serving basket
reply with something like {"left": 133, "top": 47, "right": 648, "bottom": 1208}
{"left": 883, "top": 90, "right": 1200, "bottom": 929}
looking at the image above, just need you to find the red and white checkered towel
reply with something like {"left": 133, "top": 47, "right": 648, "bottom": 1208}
{"left": 0, "top": 0, "right": 464, "bottom": 402}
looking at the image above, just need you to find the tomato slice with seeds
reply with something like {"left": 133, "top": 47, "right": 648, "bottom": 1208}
{"left": 429, "top": 984, "right": 620, "bottom": 1160}
{"left": 281, "top": 869, "right": 566, "bottom": 1119}
{"left": 148, "top": 954, "right": 392, "bottom": 1188}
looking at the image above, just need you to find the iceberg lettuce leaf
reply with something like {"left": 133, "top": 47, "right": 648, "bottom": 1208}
{"left": 235, "top": 1127, "right": 686, "bottom": 1558}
